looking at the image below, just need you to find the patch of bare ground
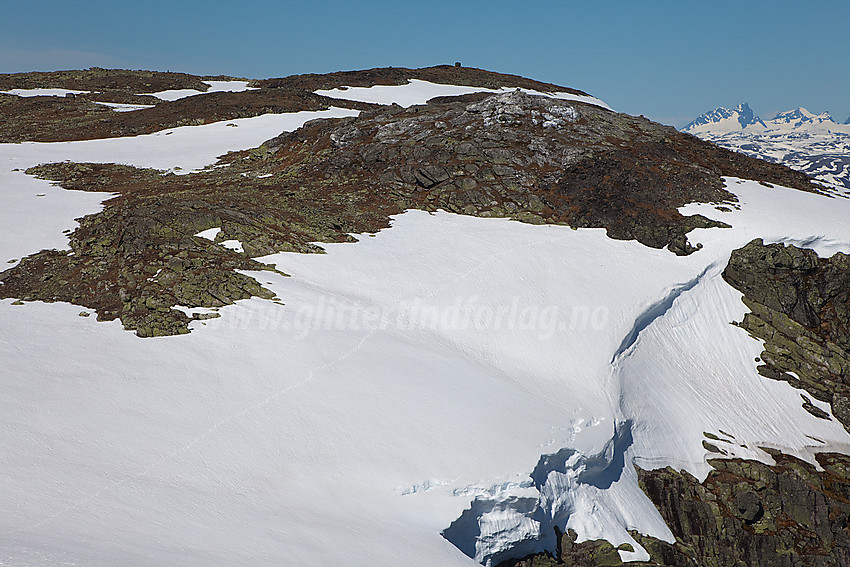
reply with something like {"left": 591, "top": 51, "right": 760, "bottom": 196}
{"left": 0, "top": 67, "right": 223, "bottom": 93}
{"left": 255, "top": 64, "right": 590, "bottom": 95}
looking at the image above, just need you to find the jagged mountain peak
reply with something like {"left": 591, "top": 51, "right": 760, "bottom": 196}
{"left": 769, "top": 107, "right": 835, "bottom": 125}
{"left": 733, "top": 101, "right": 753, "bottom": 115}
{"left": 683, "top": 100, "right": 850, "bottom": 190}
{"left": 733, "top": 102, "right": 765, "bottom": 128}
{"left": 683, "top": 102, "right": 766, "bottom": 134}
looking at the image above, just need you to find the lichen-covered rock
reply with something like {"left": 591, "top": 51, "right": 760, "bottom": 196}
{"left": 636, "top": 452, "right": 850, "bottom": 566}
{"left": 723, "top": 239, "right": 850, "bottom": 430}
{"left": 497, "top": 528, "right": 633, "bottom": 567}
{"left": 498, "top": 452, "right": 850, "bottom": 566}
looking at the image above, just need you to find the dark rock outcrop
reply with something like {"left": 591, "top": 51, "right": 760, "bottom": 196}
{"left": 723, "top": 239, "right": 850, "bottom": 430}
{"left": 638, "top": 451, "right": 850, "bottom": 566}
{"left": 498, "top": 528, "right": 660, "bottom": 567}
{"left": 502, "top": 452, "right": 850, "bottom": 566}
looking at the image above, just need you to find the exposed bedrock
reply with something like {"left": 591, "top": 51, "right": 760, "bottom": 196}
{"left": 723, "top": 239, "right": 850, "bottom": 430}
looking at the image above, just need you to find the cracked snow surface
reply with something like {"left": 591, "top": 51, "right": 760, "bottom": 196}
{"left": 2, "top": 83, "right": 850, "bottom": 566}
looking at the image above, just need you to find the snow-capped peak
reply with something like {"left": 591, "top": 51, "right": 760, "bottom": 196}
{"left": 683, "top": 102, "right": 766, "bottom": 135}
{"left": 732, "top": 102, "right": 765, "bottom": 127}
{"left": 682, "top": 101, "right": 850, "bottom": 190}
{"left": 769, "top": 107, "right": 835, "bottom": 127}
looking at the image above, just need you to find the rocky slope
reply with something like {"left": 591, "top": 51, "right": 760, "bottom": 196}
{"left": 0, "top": 65, "right": 580, "bottom": 143}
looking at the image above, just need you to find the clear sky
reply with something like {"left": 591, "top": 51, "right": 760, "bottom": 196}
{"left": 1, "top": 0, "right": 847, "bottom": 127}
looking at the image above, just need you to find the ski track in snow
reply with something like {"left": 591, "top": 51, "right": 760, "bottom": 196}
{"left": 2, "top": 82, "right": 850, "bottom": 566}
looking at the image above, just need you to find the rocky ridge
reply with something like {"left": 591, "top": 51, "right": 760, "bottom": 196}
{"left": 0, "top": 65, "right": 579, "bottom": 143}
{"left": 0, "top": 67, "right": 222, "bottom": 92}
{"left": 0, "top": 88, "right": 374, "bottom": 142}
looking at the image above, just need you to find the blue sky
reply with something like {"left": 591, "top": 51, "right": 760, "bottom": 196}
{"left": 1, "top": 0, "right": 847, "bottom": 127}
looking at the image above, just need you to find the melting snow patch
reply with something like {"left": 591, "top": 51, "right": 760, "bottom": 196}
{"left": 144, "top": 80, "right": 258, "bottom": 101}
{"left": 314, "top": 79, "right": 612, "bottom": 111}
{"left": 195, "top": 227, "right": 221, "bottom": 241}
{"left": 1, "top": 88, "right": 90, "bottom": 97}
{"left": 194, "top": 229, "right": 243, "bottom": 253}
{"left": 219, "top": 239, "right": 244, "bottom": 253}
{"left": 92, "top": 101, "right": 156, "bottom": 112}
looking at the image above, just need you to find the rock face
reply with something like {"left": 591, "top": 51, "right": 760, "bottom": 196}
{"left": 501, "top": 451, "right": 850, "bottom": 566}
{"left": 638, "top": 451, "right": 850, "bottom": 566}
{"left": 723, "top": 239, "right": 850, "bottom": 429}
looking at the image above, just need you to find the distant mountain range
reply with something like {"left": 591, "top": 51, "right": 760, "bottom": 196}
{"left": 683, "top": 103, "right": 850, "bottom": 190}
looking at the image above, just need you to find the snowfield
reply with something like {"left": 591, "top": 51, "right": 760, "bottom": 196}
{"left": 315, "top": 78, "right": 613, "bottom": 111}
{"left": 143, "top": 79, "right": 258, "bottom": 101}
{"left": 0, "top": 88, "right": 91, "bottom": 97}
{"left": 2, "top": 83, "right": 850, "bottom": 566}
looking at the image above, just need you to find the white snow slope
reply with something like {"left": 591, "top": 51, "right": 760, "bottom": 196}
{"left": 2, "top": 82, "right": 850, "bottom": 567}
